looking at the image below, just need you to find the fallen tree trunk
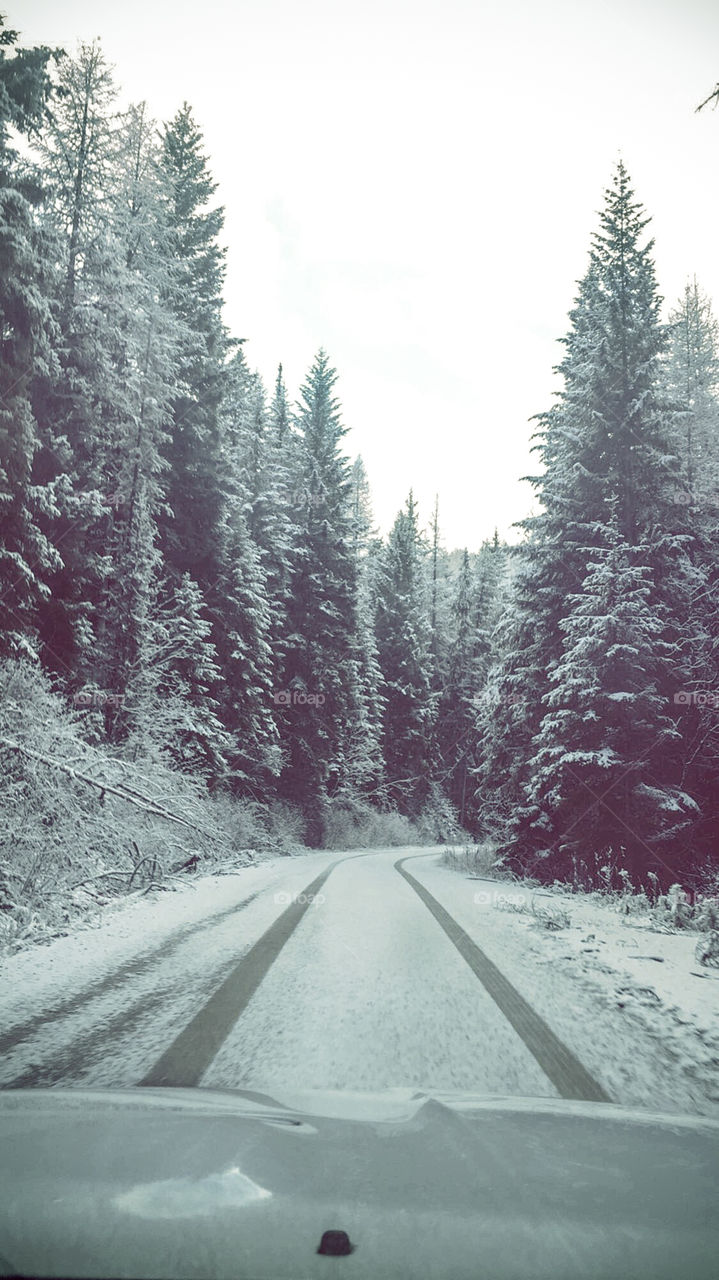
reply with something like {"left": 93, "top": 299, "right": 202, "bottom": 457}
{"left": 0, "top": 737, "right": 214, "bottom": 839}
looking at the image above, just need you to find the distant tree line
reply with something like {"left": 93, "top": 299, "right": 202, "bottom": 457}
{"left": 1, "top": 23, "right": 718, "bottom": 888}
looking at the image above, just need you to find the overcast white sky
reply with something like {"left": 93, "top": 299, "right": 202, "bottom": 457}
{"left": 12, "top": 0, "right": 719, "bottom": 548}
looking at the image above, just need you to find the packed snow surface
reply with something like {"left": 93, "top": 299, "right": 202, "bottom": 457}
{"left": 1, "top": 848, "right": 717, "bottom": 1116}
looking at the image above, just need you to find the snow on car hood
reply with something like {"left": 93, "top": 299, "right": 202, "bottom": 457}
{"left": 1, "top": 1086, "right": 718, "bottom": 1279}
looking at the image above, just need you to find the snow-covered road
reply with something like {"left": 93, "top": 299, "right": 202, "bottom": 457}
{"left": 1, "top": 848, "right": 718, "bottom": 1116}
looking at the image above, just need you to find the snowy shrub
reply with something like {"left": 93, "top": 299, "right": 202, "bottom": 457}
{"left": 492, "top": 894, "right": 530, "bottom": 916}
{"left": 442, "top": 843, "right": 498, "bottom": 877}
{"left": 0, "top": 660, "right": 288, "bottom": 952}
{"left": 695, "top": 931, "right": 719, "bottom": 968}
{"left": 611, "top": 888, "right": 652, "bottom": 918}
{"left": 587, "top": 867, "right": 719, "bottom": 938}
{"left": 651, "top": 883, "right": 694, "bottom": 931}
{"left": 531, "top": 897, "right": 571, "bottom": 930}
{"left": 265, "top": 801, "right": 307, "bottom": 853}
{"left": 690, "top": 893, "right": 719, "bottom": 969}
{"left": 646, "top": 870, "right": 661, "bottom": 902}
{"left": 203, "top": 791, "right": 299, "bottom": 857}
{"left": 323, "top": 798, "right": 420, "bottom": 850}
{"left": 695, "top": 896, "right": 719, "bottom": 934}
{"left": 600, "top": 870, "right": 657, "bottom": 920}
{"left": 415, "top": 786, "right": 464, "bottom": 843}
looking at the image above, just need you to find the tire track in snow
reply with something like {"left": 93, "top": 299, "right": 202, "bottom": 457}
{"left": 395, "top": 856, "right": 610, "bottom": 1103}
{"left": 4, "top": 989, "right": 171, "bottom": 1087}
{"left": 139, "top": 861, "right": 342, "bottom": 1087}
{"left": 0, "top": 888, "right": 262, "bottom": 1058}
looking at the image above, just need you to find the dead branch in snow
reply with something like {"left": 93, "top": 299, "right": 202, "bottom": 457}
{"left": 0, "top": 737, "right": 215, "bottom": 839}
{"left": 696, "top": 83, "right": 719, "bottom": 112}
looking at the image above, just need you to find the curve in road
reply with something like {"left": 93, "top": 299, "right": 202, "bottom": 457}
{"left": 140, "top": 851, "right": 608, "bottom": 1102}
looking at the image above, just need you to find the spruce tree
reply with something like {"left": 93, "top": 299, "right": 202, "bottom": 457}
{"left": 93, "top": 101, "right": 180, "bottom": 737}
{"left": 662, "top": 281, "right": 719, "bottom": 869}
{"left": 156, "top": 103, "right": 229, "bottom": 593}
{"left": 346, "top": 455, "right": 384, "bottom": 794}
{"left": 136, "top": 573, "right": 232, "bottom": 781}
{"left": 30, "top": 40, "right": 125, "bottom": 685}
{"left": 480, "top": 163, "right": 690, "bottom": 882}
{"left": 276, "top": 350, "right": 369, "bottom": 842}
{"left": 210, "top": 505, "right": 281, "bottom": 794}
{"left": 269, "top": 363, "right": 291, "bottom": 446}
{"left": 208, "top": 351, "right": 287, "bottom": 793}
{"left": 439, "top": 538, "right": 508, "bottom": 831}
{"left": 434, "top": 550, "right": 476, "bottom": 825}
{"left": 524, "top": 513, "right": 695, "bottom": 888}
{"left": 666, "top": 279, "right": 719, "bottom": 503}
{"left": 0, "top": 19, "right": 60, "bottom": 661}
{"left": 375, "top": 492, "right": 435, "bottom": 815}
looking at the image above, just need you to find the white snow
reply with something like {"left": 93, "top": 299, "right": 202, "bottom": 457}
{"left": 0, "top": 854, "right": 333, "bottom": 1024}
{"left": 0, "top": 847, "right": 717, "bottom": 1119}
{"left": 411, "top": 855, "right": 719, "bottom": 1117}
{"left": 202, "top": 849, "right": 556, "bottom": 1098}
{"left": 0, "top": 852, "right": 340, "bottom": 1086}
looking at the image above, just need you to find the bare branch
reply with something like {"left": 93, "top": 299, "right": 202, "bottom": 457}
{"left": 0, "top": 737, "right": 211, "bottom": 836}
{"left": 696, "top": 83, "right": 719, "bottom": 112}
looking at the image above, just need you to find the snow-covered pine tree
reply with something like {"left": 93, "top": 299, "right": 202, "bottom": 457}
{"left": 434, "top": 550, "right": 476, "bottom": 826}
{"left": 523, "top": 512, "right": 696, "bottom": 888}
{"left": 47, "top": 41, "right": 117, "bottom": 311}
{"left": 662, "top": 280, "right": 719, "bottom": 868}
{"left": 437, "top": 537, "right": 509, "bottom": 832}
{"left": 0, "top": 19, "right": 61, "bottom": 661}
{"left": 480, "top": 163, "right": 689, "bottom": 881}
{"left": 276, "top": 351, "right": 370, "bottom": 842}
{"left": 199, "top": 351, "right": 285, "bottom": 795}
{"left": 473, "top": 533, "right": 509, "bottom": 679}
{"left": 426, "top": 497, "right": 453, "bottom": 699}
{"left": 226, "top": 356, "right": 295, "bottom": 623}
{"left": 474, "top": 547, "right": 546, "bottom": 840}
{"left": 349, "top": 456, "right": 372, "bottom": 555}
{"left": 30, "top": 40, "right": 127, "bottom": 687}
{"left": 374, "top": 491, "right": 435, "bottom": 815}
{"left": 220, "top": 349, "right": 296, "bottom": 721}
{"left": 666, "top": 279, "right": 719, "bottom": 503}
{"left": 210, "top": 504, "right": 282, "bottom": 795}
{"left": 133, "top": 572, "right": 233, "bottom": 783}
{"left": 120, "top": 101, "right": 242, "bottom": 786}
{"left": 474, "top": 268, "right": 623, "bottom": 847}
{"left": 155, "top": 103, "right": 230, "bottom": 597}
{"left": 91, "top": 101, "right": 179, "bottom": 740}
{"left": 345, "top": 456, "right": 384, "bottom": 796}
{"left": 269, "top": 363, "right": 291, "bottom": 447}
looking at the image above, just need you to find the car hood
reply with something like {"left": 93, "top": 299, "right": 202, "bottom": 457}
{"left": 1, "top": 1086, "right": 718, "bottom": 1279}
